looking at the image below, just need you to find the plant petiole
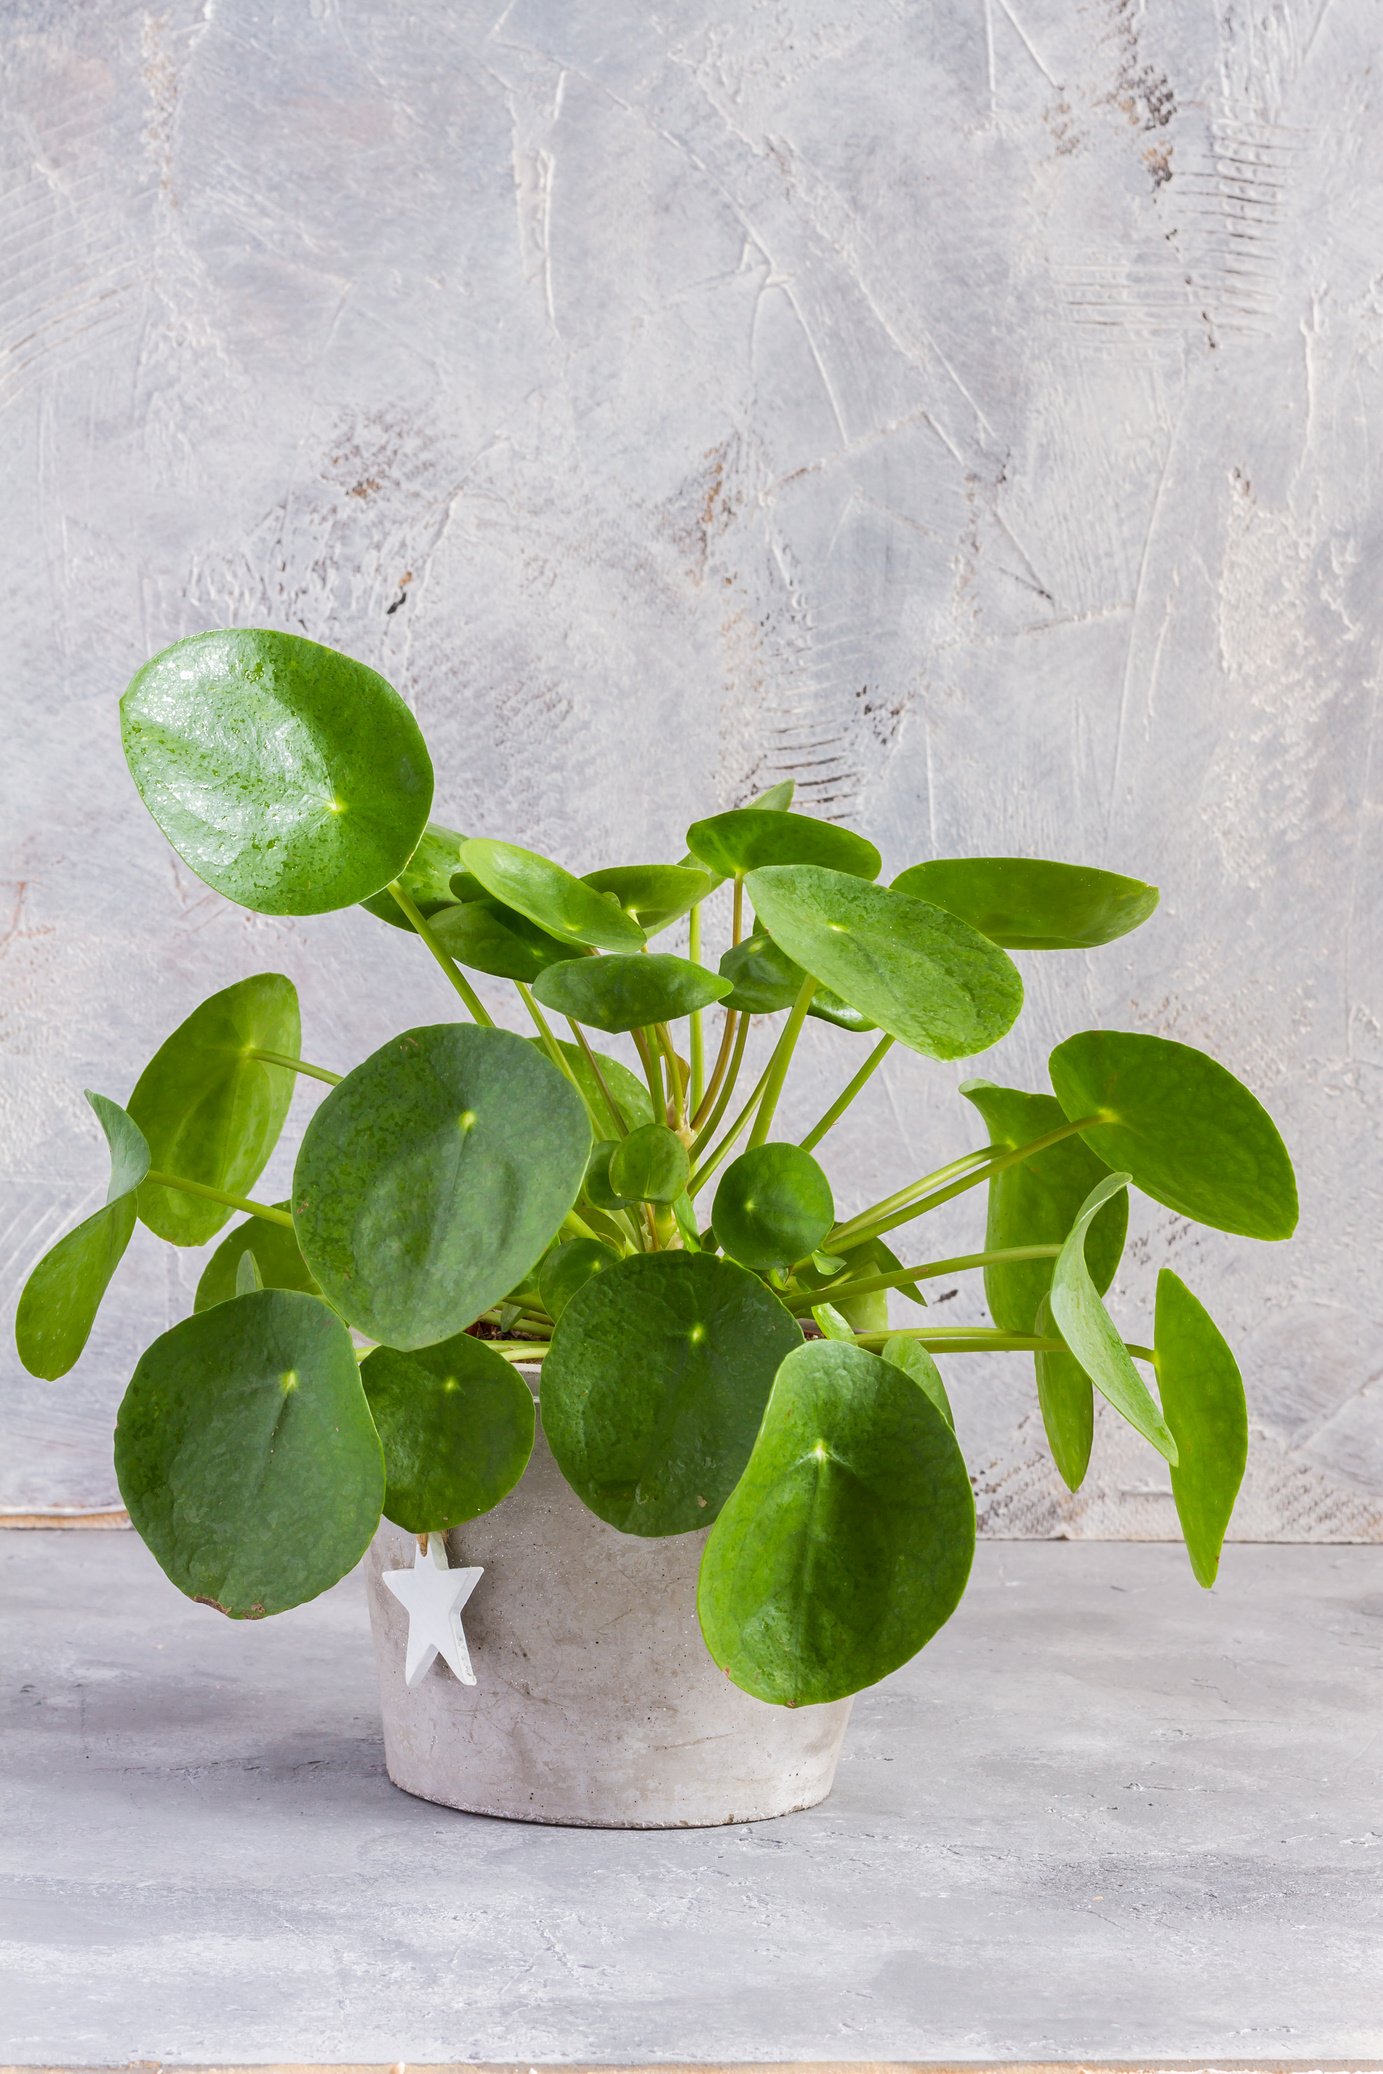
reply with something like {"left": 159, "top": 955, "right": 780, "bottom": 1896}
{"left": 748, "top": 975, "right": 818, "bottom": 1149}
{"left": 567, "top": 1019, "right": 628, "bottom": 1138}
{"left": 245, "top": 1048, "right": 342, "bottom": 1087}
{"left": 787, "top": 1242, "right": 1062, "bottom": 1312}
{"left": 799, "top": 1034, "right": 893, "bottom": 1152}
{"left": 143, "top": 1170, "right": 295, "bottom": 1229}
{"left": 388, "top": 883, "right": 494, "bottom": 1026}
{"left": 829, "top": 1119, "right": 1101, "bottom": 1253}
{"left": 688, "top": 1050, "right": 776, "bottom": 1194}
{"left": 687, "top": 903, "right": 705, "bottom": 1113}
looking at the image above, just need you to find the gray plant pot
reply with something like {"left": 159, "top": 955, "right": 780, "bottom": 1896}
{"left": 363, "top": 1376, "right": 852, "bottom": 1829}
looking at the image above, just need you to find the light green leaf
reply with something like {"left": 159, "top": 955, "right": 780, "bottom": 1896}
{"left": 114, "top": 1290, "right": 384, "bottom": 1616}
{"left": 1049, "top": 1174, "right": 1176, "bottom": 1463}
{"left": 718, "top": 930, "right": 800, "bottom": 1014}
{"left": 532, "top": 953, "right": 730, "bottom": 1034}
{"left": 893, "top": 857, "right": 1159, "bottom": 950}
{"left": 361, "top": 1332, "right": 535, "bottom": 1534}
{"left": 460, "top": 838, "right": 646, "bottom": 952}
{"left": 746, "top": 865, "right": 1023, "bottom": 1061}
{"left": 234, "top": 1249, "right": 263, "bottom": 1295}
{"left": 713, "top": 1143, "right": 834, "bottom": 1269}
{"left": 195, "top": 1204, "right": 320, "bottom": 1311}
{"left": 678, "top": 779, "right": 795, "bottom": 884}
{"left": 609, "top": 1124, "right": 690, "bottom": 1204}
{"left": 1155, "top": 1270, "right": 1248, "bottom": 1586}
{"left": 582, "top": 864, "right": 715, "bottom": 935}
{"left": 361, "top": 821, "right": 467, "bottom": 928}
{"left": 120, "top": 630, "right": 433, "bottom": 915}
{"left": 1049, "top": 1030, "right": 1298, "bottom": 1241}
{"left": 541, "top": 1252, "right": 802, "bottom": 1535}
{"left": 810, "top": 1302, "right": 856, "bottom": 1341}
{"left": 697, "top": 1340, "right": 975, "bottom": 1705}
{"left": 686, "top": 808, "right": 881, "bottom": 882}
{"left": 881, "top": 1333, "right": 953, "bottom": 1428}
{"left": 294, "top": 1025, "right": 590, "bottom": 1350}
{"left": 15, "top": 1093, "right": 150, "bottom": 1380}
{"left": 1033, "top": 1291, "right": 1094, "bottom": 1491}
{"left": 129, "top": 974, "right": 300, "bottom": 1246}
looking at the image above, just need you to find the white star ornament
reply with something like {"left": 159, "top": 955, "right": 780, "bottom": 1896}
{"left": 381, "top": 1537, "right": 484, "bottom": 1689}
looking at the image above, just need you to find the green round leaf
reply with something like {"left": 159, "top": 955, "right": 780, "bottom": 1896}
{"left": 533, "top": 953, "right": 730, "bottom": 1034}
{"left": 114, "top": 1290, "right": 384, "bottom": 1617}
{"left": 15, "top": 1093, "right": 150, "bottom": 1380}
{"left": 677, "top": 779, "right": 795, "bottom": 884}
{"left": 120, "top": 630, "right": 434, "bottom": 915}
{"left": 538, "top": 1236, "right": 620, "bottom": 1321}
{"left": 713, "top": 1144, "right": 834, "bottom": 1269}
{"left": 880, "top": 1333, "right": 954, "bottom": 1428}
{"left": 893, "top": 858, "right": 1159, "bottom": 950}
{"left": 582, "top": 865, "right": 715, "bottom": 936}
{"left": 531, "top": 1039, "right": 652, "bottom": 1133}
{"left": 1049, "top": 1174, "right": 1176, "bottom": 1462}
{"left": 1033, "top": 1291, "right": 1094, "bottom": 1492}
{"left": 128, "top": 974, "right": 300, "bottom": 1246}
{"left": 697, "top": 1340, "right": 975, "bottom": 1705}
{"left": 960, "top": 1079, "right": 1126, "bottom": 1334}
{"left": 718, "top": 930, "right": 801, "bottom": 1015}
{"left": 747, "top": 865, "right": 1023, "bottom": 1061}
{"left": 584, "top": 1139, "right": 632, "bottom": 1210}
{"left": 195, "top": 1204, "right": 320, "bottom": 1311}
{"left": 361, "top": 821, "right": 467, "bottom": 928}
{"left": 686, "top": 809, "right": 881, "bottom": 882}
{"left": 1049, "top": 1030, "right": 1298, "bottom": 1241}
{"left": 294, "top": 1024, "right": 591, "bottom": 1350}
{"left": 1155, "top": 1270, "right": 1248, "bottom": 1587}
{"left": 431, "top": 899, "right": 571, "bottom": 981}
{"left": 609, "top": 1123, "right": 690, "bottom": 1204}
{"left": 542, "top": 1252, "right": 802, "bottom": 1535}
{"left": 460, "top": 838, "right": 646, "bottom": 952}
{"left": 360, "top": 1332, "right": 536, "bottom": 1534}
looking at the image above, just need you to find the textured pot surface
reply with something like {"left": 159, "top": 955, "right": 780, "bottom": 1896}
{"left": 364, "top": 1385, "right": 852, "bottom": 1829}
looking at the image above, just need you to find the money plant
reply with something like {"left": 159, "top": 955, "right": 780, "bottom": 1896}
{"left": 15, "top": 631, "right": 1298, "bottom": 1708}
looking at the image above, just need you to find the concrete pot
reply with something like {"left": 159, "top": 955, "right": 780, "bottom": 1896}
{"left": 363, "top": 1378, "right": 853, "bottom": 1828}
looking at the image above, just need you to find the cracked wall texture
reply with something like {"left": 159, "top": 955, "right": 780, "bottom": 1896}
{"left": 3, "top": 0, "right": 1380, "bottom": 1539}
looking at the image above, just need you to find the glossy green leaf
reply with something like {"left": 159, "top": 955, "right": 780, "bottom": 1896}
{"left": 747, "top": 866, "right": 1023, "bottom": 1061}
{"left": 582, "top": 865, "right": 715, "bottom": 936}
{"left": 584, "top": 1139, "right": 632, "bottom": 1210}
{"left": 294, "top": 1024, "right": 590, "bottom": 1350}
{"left": 881, "top": 1333, "right": 954, "bottom": 1428}
{"left": 539, "top": 1236, "right": 620, "bottom": 1321}
{"left": 114, "top": 1290, "right": 384, "bottom": 1616}
{"left": 128, "top": 974, "right": 300, "bottom": 1246}
{"left": 533, "top": 1039, "right": 652, "bottom": 1133}
{"left": 1032, "top": 1291, "right": 1093, "bottom": 1491}
{"left": 718, "top": 930, "right": 801, "bottom": 1014}
{"left": 697, "top": 1340, "right": 975, "bottom": 1705}
{"left": 1155, "top": 1270, "right": 1248, "bottom": 1586}
{"left": 542, "top": 1252, "right": 801, "bottom": 1535}
{"left": 1049, "top": 1174, "right": 1176, "bottom": 1463}
{"left": 194, "top": 1204, "right": 320, "bottom": 1311}
{"left": 678, "top": 779, "right": 795, "bottom": 883}
{"left": 713, "top": 1143, "right": 834, "bottom": 1269}
{"left": 459, "top": 838, "right": 646, "bottom": 952}
{"left": 686, "top": 808, "right": 881, "bottom": 882}
{"left": 532, "top": 954, "right": 730, "bottom": 1034}
{"left": 808, "top": 987, "right": 877, "bottom": 1033}
{"left": 1049, "top": 1030, "right": 1298, "bottom": 1241}
{"left": 810, "top": 1302, "right": 856, "bottom": 1341}
{"left": 609, "top": 1123, "right": 690, "bottom": 1204}
{"left": 361, "top": 821, "right": 467, "bottom": 928}
{"left": 360, "top": 1332, "right": 535, "bottom": 1534}
{"left": 121, "top": 630, "right": 433, "bottom": 916}
{"left": 893, "top": 857, "right": 1159, "bottom": 950}
{"left": 960, "top": 1079, "right": 1126, "bottom": 1334}
{"left": 15, "top": 1093, "right": 150, "bottom": 1380}
{"left": 431, "top": 899, "right": 571, "bottom": 981}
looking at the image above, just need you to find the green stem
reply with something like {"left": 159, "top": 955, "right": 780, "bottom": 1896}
{"left": 688, "top": 903, "right": 705, "bottom": 1113}
{"left": 514, "top": 982, "right": 590, "bottom": 1113}
{"left": 691, "top": 1009, "right": 740, "bottom": 1132}
{"left": 829, "top": 1120, "right": 1098, "bottom": 1254}
{"left": 567, "top": 1019, "right": 628, "bottom": 1138}
{"left": 144, "top": 1170, "right": 294, "bottom": 1229}
{"left": 799, "top": 1035, "right": 893, "bottom": 1153}
{"left": 748, "top": 975, "right": 818, "bottom": 1149}
{"left": 563, "top": 1208, "right": 603, "bottom": 1243}
{"left": 633, "top": 1027, "right": 664, "bottom": 1120}
{"left": 656, "top": 1022, "right": 686, "bottom": 1132}
{"left": 828, "top": 1147, "right": 999, "bottom": 1251}
{"left": 389, "top": 884, "right": 494, "bottom": 1026}
{"left": 688, "top": 1050, "right": 776, "bottom": 1194}
{"left": 788, "top": 1243, "right": 1062, "bottom": 1312}
{"left": 851, "top": 1328, "right": 1157, "bottom": 1363}
{"left": 246, "top": 1048, "right": 342, "bottom": 1087}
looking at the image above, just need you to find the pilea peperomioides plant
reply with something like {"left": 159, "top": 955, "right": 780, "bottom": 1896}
{"left": 16, "top": 630, "right": 1298, "bottom": 1706}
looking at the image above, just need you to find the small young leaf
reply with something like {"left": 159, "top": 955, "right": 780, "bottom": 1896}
{"left": 460, "top": 838, "right": 646, "bottom": 952}
{"left": 1155, "top": 1269, "right": 1248, "bottom": 1586}
{"left": 120, "top": 630, "right": 433, "bottom": 915}
{"left": 697, "top": 1340, "right": 975, "bottom": 1705}
{"left": 541, "top": 1252, "right": 801, "bottom": 1535}
{"left": 810, "top": 1302, "right": 856, "bottom": 1341}
{"left": 195, "top": 1205, "right": 320, "bottom": 1311}
{"left": 581, "top": 864, "right": 715, "bottom": 935}
{"left": 713, "top": 1143, "right": 834, "bottom": 1270}
{"left": 1049, "top": 1030, "right": 1298, "bottom": 1241}
{"left": 234, "top": 1249, "right": 263, "bottom": 1296}
{"left": 538, "top": 1236, "right": 620, "bottom": 1321}
{"left": 893, "top": 858, "right": 1159, "bottom": 950}
{"left": 114, "top": 1290, "right": 384, "bottom": 1616}
{"left": 1032, "top": 1291, "right": 1094, "bottom": 1491}
{"left": 532, "top": 953, "right": 731, "bottom": 1034}
{"left": 881, "top": 1334, "right": 954, "bottom": 1428}
{"left": 360, "top": 821, "right": 467, "bottom": 928}
{"left": 360, "top": 1332, "right": 535, "bottom": 1534}
{"left": 1049, "top": 1174, "right": 1177, "bottom": 1463}
{"left": 129, "top": 974, "right": 300, "bottom": 1246}
{"left": 294, "top": 1025, "right": 590, "bottom": 1350}
{"left": 686, "top": 808, "right": 881, "bottom": 882}
{"left": 15, "top": 1093, "right": 150, "bottom": 1380}
{"left": 430, "top": 900, "right": 571, "bottom": 981}
{"left": 609, "top": 1123, "right": 690, "bottom": 1204}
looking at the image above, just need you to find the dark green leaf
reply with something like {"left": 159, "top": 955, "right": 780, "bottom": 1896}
{"left": 120, "top": 630, "right": 433, "bottom": 915}
{"left": 893, "top": 857, "right": 1159, "bottom": 950}
{"left": 542, "top": 1252, "right": 801, "bottom": 1535}
{"left": 15, "top": 1093, "right": 150, "bottom": 1380}
{"left": 361, "top": 821, "right": 467, "bottom": 928}
{"left": 460, "top": 838, "right": 646, "bottom": 952}
{"left": 747, "top": 866, "right": 1023, "bottom": 1061}
{"left": 713, "top": 1143, "right": 834, "bottom": 1269}
{"left": 1049, "top": 1174, "right": 1176, "bottom": 1462}
{"left": 1155, "top": 1270, "right": 1248, "bottom": 1586}
{"left": 431, "top": 899, "right": 571, "bottom": 981}
{"left": 532, "top": 1039, "right": 652, "bottom": 1133}
{"left": 538, "top": 1236, "right": 620, "bottom": 1321}
{"left": 1049, "top": 1030, "right": 1298, "bottom": 1241}
{"left": 114, "top": 1290, "right": 384, "bottom": 1616}
{"left": 582, "top": 864, "right": 715, "bottom": 936}
{"left": 361, "top": 1332, "right": 535, "bottom": 1534}
{"left": 1033, "top": 1291, "right": 1093, "bottom": 1490}
{"left": 195, "top": 1204, "right": 320, "bottom": 1311}
{"left": 532, "top": 953, "right": 730, "bottom": 1034}
{"left": 697, "top": 1340, "right": 975, "bottom": 1705}
{"left": 584, "top": 1139, "right": 632, "bottom": 1210}
{"left": 609, "top": 1123, "right": 690, "bottom": 1204}
{"left": 881, "top": 1333, "right": 954, "bottom": 1428}
{"left": 718, "top": 930, "right": 801, "bottom": 1014}
{"left": 686, "top": 808, "right": 880, "bottom": 881}
{"left": 294, "top": 1024, "right": 590, "bottom": 1349}
{"left": 129, "top": 974, "right": 300, "bottom": 1246}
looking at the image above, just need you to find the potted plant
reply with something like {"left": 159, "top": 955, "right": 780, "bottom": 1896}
{"left": 16, "top": 629, "right": 1297, "bottom": 1829}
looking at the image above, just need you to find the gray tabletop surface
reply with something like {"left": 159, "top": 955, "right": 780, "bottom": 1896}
{"left": 3, "top": 1531, "right": 1381, "bottom": 2066}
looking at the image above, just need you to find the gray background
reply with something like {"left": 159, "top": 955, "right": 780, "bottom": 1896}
{"left": 3, "top": 0, "right": 1379, "bottom": 1538}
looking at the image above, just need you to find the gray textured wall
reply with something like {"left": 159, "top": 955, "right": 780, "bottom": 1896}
{"left": 3, "top": 0, "right": 1380, "bottom": 1539}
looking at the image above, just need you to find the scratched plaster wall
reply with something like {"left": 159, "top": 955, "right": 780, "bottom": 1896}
{"left": 3, "top": 0, "right": 1380, "bottom": 1539}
